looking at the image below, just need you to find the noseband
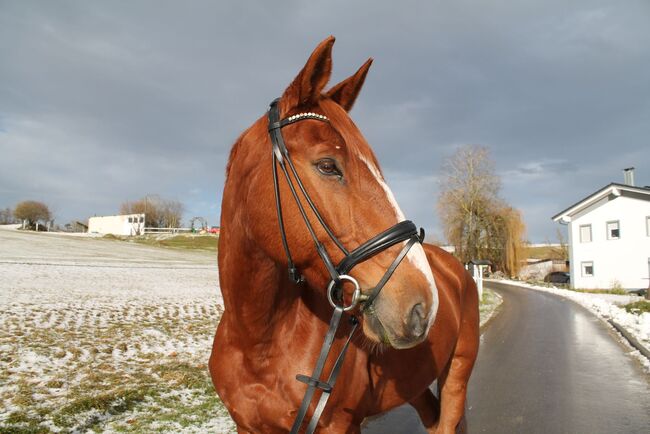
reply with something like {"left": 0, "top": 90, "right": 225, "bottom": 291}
{"left": 267, "top": 98, "right": 424, "bottom": 433}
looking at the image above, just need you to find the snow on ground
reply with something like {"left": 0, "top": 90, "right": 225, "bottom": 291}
{"left": 491, "top": 279, "right": 650, "bottom": 371}
{"left": 479, "top": 288, "right": 502, "bottom": 328}
{"left": 0, "top": 230, "right": 235, "bottom": 433}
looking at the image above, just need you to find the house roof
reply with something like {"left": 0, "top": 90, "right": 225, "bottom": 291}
{"left": 552, "top": 183, "right": 650, "bottom": 223}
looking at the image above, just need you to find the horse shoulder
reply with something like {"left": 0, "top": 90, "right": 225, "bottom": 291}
{"left": 422, "top": 244, "right": 478, "bottom": 349}
{"left": 423, "top": 243, "right": 475, "bottom": 307}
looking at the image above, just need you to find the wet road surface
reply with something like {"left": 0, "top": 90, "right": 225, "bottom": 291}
{"left": 364, "top": 281, "right": 650, "bottom": 433}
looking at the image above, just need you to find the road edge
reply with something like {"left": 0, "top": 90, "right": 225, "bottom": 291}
{"left": 485, "top": 279, "right": 650, "bottom": 371}
{"left": 608, "top": 319, "right": 650, "bottom": 361}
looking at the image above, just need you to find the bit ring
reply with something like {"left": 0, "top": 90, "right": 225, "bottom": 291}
{"left": 327, "top": 275, "right": 361, "bottom": 312}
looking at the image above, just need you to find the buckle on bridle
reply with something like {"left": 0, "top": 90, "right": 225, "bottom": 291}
{"left": 289, "top": 267, "right": 304, "bottom": 284}
{"left": 327, "top": 275, "right": 361, "bottom": 312}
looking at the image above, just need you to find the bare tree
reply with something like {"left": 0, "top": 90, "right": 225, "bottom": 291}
{"left": 437, "top": 145, "right": 500, "bottom": 263}
{"left": 437, "top": 145, "right": 526, "bottom": 277}
{"left": 14, "top": 201, "right": 51, "bottom": 228}
{"left": 551, "top": 228, "right": 569, "bottom": 261}
{"left": 120, "top": 196, "right": 184, "bottom": 228}
{"left": 0, "top": 207, "right": 14, "bottom": 224}
{"left": 160, "top": 199, "right": 184, "bottom": 228}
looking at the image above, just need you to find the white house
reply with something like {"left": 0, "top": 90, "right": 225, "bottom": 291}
{"left": 88, "top": 213, "right": 145, "bottom": 236}
{"left": 552, "top": 169, "right": 650, "bottom": 291}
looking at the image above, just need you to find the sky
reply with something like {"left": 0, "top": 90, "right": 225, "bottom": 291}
{"left": 1, "top": 0, "right": 649, "bottom": 242}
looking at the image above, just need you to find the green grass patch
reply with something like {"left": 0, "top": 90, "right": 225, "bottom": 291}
{"left": 571, "top": 287, "right": 629, "bottom": 295}
{"left": 623, "top": 300, "right": 650, "bottom": 314}
{"left": 52, "top": 386, "right": 157, "bottom": 429}
{"left": 105, "top": 234, "right": 219, "bottom": 252}
{"left": 110, "top": 389, "right": 231, "bottom": 433}
{"left": 525, "top": 245, "right": 567, "bottom": 260}
{"left": 0, "top": 413, "right": 51, "bottom": 434}
{"left": 153, "top": 361, "right": 211, "bottom": 390}
{"left": 479, "top": 288, "right": 502, "bottom": 325}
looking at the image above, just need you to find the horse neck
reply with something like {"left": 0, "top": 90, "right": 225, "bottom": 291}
{"left": 218, "top": 222, "right": 294, "bottom": 336}
{"left": 219, "top": 219, "right": 341, "bottom": 350}
{"left": 219, "top": 126, "right": 332, "bottom": 343}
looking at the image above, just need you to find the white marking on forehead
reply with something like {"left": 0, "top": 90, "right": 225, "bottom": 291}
{"left": 357, "top": 153, "right": 405, "bottom": 222}
{"left": 357, "top": 151, "right": 439, "bottom": 317}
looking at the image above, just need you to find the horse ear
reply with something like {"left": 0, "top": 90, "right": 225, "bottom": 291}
{"left": 280, "top": 36, "right": 335, "bottom": 113}
{"left": 325, "top": 58, "right": 373, "bottom": 112}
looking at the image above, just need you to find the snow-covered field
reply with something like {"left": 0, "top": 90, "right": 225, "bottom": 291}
{"left": 490, "top": 279, "right": 650, "bottom": 371}
{"left": 0, "top": 229, "right": 235, "bottom": 433}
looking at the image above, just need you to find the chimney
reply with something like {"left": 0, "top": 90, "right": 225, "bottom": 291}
{"left": 623, "top": 167, "right": 635, "bottom": 186}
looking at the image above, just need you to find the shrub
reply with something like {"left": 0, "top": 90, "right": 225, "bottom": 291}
{"left": 623, "top": 300, "right": 650, "bottom": 315}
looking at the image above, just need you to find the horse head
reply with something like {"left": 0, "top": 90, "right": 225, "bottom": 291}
{"left": 235, "top": 37, "right": 439, "bottom": 349}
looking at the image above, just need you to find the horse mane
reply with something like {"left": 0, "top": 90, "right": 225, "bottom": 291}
{"left": 224, "top": 117, "right": 265, "bottom": 180}
{"left": 225, "top": 133, "right": 244, "bottom": 180}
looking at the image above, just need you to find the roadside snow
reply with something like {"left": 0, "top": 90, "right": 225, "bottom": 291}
{"left": 479, "top": 289, "right": 502, "bottom": 327}
{"left": 490, "top": 279, "right": 650, "bottom": 371}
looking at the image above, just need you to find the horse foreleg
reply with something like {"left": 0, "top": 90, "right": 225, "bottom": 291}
{"left": 435, "top": 353, "right": 473, "bottom": 434}
{"left": 410, "top": 387, "right": 440, "bottom": 433}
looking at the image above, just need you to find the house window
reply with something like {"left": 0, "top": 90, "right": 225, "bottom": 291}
{"left": 581, "top": 261, "right": 594, "bottom": 277}
{"left": 579, "top": 224, "right": 592, "bottom": 243}
{"left": 606, "top": 221, "right": 620, "bottom": 240}
{"left": 646, "top": 216, "right": 650, "bottom": 236}
{"left": 128, "top": 217, "right": 133, "bottom": 223}
{"left": 140, "top": 216, "right": 144, "bottom": 223}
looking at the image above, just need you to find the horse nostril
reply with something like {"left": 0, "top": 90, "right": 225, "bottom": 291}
{"left": 408, "top": 302, "right": 427, "bottom": 338}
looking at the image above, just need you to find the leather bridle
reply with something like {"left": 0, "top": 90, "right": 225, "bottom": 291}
{"left": 267, "top": 98, "right": 424, "bottom": 433}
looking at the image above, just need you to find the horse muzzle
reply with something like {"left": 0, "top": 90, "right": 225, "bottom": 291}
{"left": 362, "top": 294, "right": 434, "bottom": 349}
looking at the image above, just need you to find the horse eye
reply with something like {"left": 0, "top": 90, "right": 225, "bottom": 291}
{"left": 316, "top": 159, "right": 342, "bottom": 177}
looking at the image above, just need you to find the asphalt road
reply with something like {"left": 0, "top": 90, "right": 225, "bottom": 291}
{"left": 364, "top": 281, "right": 650, "bottom": 434}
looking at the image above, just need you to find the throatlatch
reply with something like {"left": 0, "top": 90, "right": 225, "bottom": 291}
{"left": 267, "top": 98, "right": 424, "bottom": 433}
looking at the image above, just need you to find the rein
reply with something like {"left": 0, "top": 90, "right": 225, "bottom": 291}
{"left": 267, "top": 98, "right": 423, "bottom": 433}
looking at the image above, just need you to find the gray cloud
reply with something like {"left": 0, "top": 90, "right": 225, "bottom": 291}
{"left": 1, "top": 0, "right": 648, "bottom": 241}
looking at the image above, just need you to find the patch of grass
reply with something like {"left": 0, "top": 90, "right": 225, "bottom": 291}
{"left": 1, "top": 411, "right": 50, "bottom": 433}
{"left": 12, "top": 379, "right": 37, "bottom": 407}
{"left": 153, "top": 361, "right": 211, "bottom": 390}
{"left": 144, "top": 235, "right": 218, "bottom": 251}
{"left": 45, "top": 380, "right": 64, "bottom": 389}
{"left": 53, "top": 386, "right": 156, "bottom": 428}
{"left": 105, "top": 234, "right": 219, "bottom": 252}
{"left": 479, "top": 288, "right": 502, "bottom": 325}
{"left": 110, "top": 390, "right": 232, "bottom": 433}
{"left": 623, "top": 300, "right": 650, "bottom": 314}
{"left": 525, "top": 245, "right": 567, "bottom": 260}
{"left": 572, "top": 287, "right": 629, "bottom": 295}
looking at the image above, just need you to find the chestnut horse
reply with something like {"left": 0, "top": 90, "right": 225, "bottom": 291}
{"left": 210, "top": 37, "right": 479, "bottom": 433}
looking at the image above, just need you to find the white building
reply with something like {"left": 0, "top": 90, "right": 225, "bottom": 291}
{"left": 88, "top": 213, "right": 145, "bottom": 236}
{"left": 552, "top": 169, "right": 650, "bottom": 290}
